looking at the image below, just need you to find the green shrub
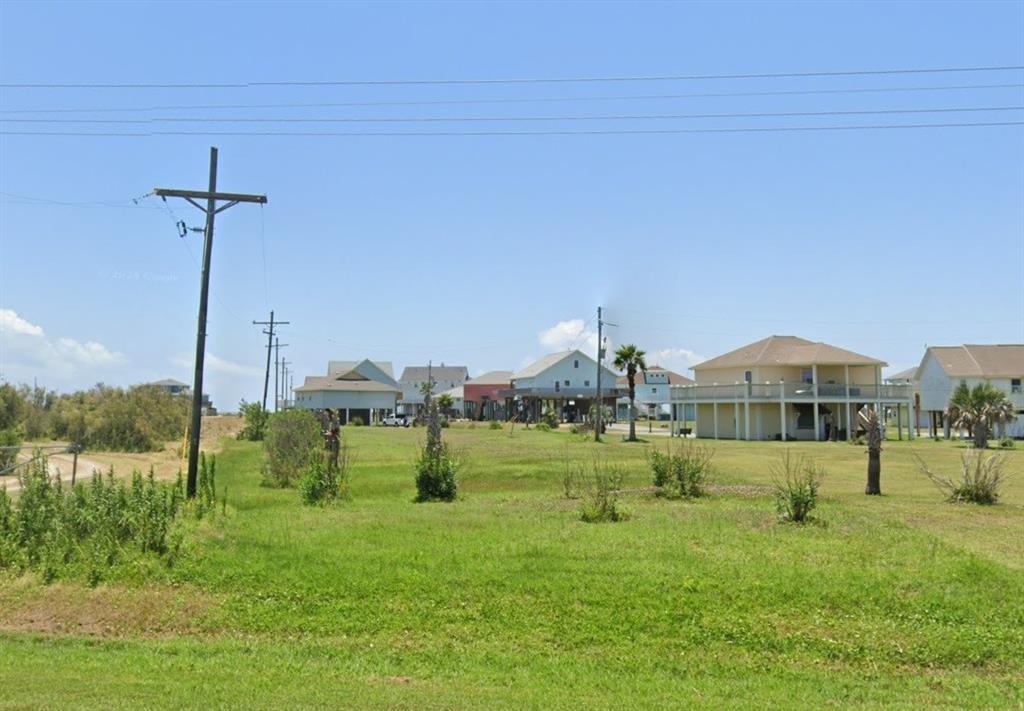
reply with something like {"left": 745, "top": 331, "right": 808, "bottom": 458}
{"left": 998, "top": 436, "right": 1015, "bottom": 449}
{"left": 540, "top": 409, "right": 559, "bottom": 429}
{"left": 580, "top": 463, "right": 626, "bottom": 523}
{"left": 349, "top": 416, "right": 364, "bottom": 427}
{"left": 299, "top": 444, "right": 352, "bottom": 506}
{"left": 467, "top": 422, "right": 477, "bottom": 430}
{"left": 647, "top": 441, "right": 713, "bottom": 498}
{"left": 771, "top": 451, "right": 824, "bottom": 523}
{"left": 414, "top": 442, "right": 459, "bottom": 502}
{"left": 569, "top": 424, "right": 580, "bottom": 435}
{"left": 237, "top": 399, "right": 268, "bottom": 441}
{"left": 263, "top": 409, "right": 322, "bottom": 488}
{"left": 0, "top": 455, "right": 214, "bottom": 582}
{"left": 917, "top": 451, "right": 1009, "bottom": 504}
{"left": 488, "top": 420, "right": 502, "bottom": 430}
{"left": 0, "top": 428, "right": 20, "bottom": 473}
{"left": 536, "top": 422, "right": 552, "bottom": 432}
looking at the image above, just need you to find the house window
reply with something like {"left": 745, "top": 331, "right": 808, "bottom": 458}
{"left": 564, "top": 380, "right": 570, "bottom": 387}
{"left": 584, "top": 380, "right": 590, "bottom": 387}
{"left": 555, "top": 381, "right": 560, "bottom": 392}
{"left": 801, "top": 368, "right": 813, "bottom": 384}
{"left": 795, "top": 403, "right": 814, "bottom": 429}
{"left": 1012, "top": 378, "right": 1022, "bottom": 394}
{"left": 744, "top": 371, "right": 752, "bottom": 383}
{"left": 574, "top": 360, "right": 579, "bottom": 368}
{"left": 651, "top": 387, "right": 657, "bottom": 394}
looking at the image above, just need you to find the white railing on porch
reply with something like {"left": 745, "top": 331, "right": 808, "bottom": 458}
{"left": 669, "top": 382, "right": 912, "bottom": 402}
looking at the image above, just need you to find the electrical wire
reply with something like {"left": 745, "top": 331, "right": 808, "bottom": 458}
{"left": 3, "top": 64, "right": 1020, "bottom": 89}
{"left": 3, "top": 105, "right": 1021, "bottom": 124}
{"left": 2, "top": 82, "right": 1021, "bottom": 114}
{"left": 4, "top": 120, "right": 1022, "bottom": 137}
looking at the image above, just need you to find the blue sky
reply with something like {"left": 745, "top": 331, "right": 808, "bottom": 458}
{"left": 1, "top": 0, "right": 1022, "bottom": 409}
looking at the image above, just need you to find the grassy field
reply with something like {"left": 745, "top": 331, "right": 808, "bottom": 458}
{"left": 2, "top": 425, "right": 1022, "bottom": 709}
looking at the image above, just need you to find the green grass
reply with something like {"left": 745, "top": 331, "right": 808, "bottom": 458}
{"left": 2, "top": 426, "right": 1023, "bottom": 709}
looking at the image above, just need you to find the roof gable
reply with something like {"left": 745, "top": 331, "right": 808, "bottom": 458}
{"left": 513, "top": 350, "right": 618, "bottom": 381}
{"left": 399, "top": 365, "right": 469, "bottom": 384}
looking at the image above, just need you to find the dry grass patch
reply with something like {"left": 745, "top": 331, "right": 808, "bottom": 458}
{"left": 0, "top": 578, "right": 217, "bottom": 638}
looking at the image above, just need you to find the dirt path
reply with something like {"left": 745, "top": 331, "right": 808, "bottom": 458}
{"left": 0, "top": 415, "right": 242, "bottom": 493}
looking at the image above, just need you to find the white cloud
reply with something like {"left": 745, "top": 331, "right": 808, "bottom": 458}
{"left": 0, "top": 308, "right": 44, "bottom": 337}
{"left": 172, "top": 353, "right": 261, "bottom": 377}
{"left": 0, "top": 308, "right": 125, "bottom": 377}
{"left": 651, "top": 347, "right": 707, "bottom": 373}
{"left": 538, "top": 318, "right": 599, "bottom": 353}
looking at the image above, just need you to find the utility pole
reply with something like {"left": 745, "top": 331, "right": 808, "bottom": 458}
{"left": 595, "top": 307, "right": 603, "bottom": 442}
{"left": 273, "top": 339, "right": 289, "bottom": 412}
{"left": 253, "top": 311, "right": 289, "bottom": 412}
{"left": 280, "top": 359, "right": 290, "bottom": 410}
{"left": 593, "top": 306, "right": 616, "bottom": 442}
{"left": 154, "top": 147, "right": 267, "bottom": 498}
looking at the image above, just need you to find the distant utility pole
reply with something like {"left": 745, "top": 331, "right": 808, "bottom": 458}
{"left": 154, "top": 147, "right": 267, "bottom": 498}
{"left": 274, "top": 339, "right": 289, "bottom": 412}
{"left": 593, "top": 306, "right": 616, "bottom": 442}
{"left": 280, "top": 359, "right": 290, "bottom": 410}
{"left": 253, "top": 310, "right": 289, "bottom": 412}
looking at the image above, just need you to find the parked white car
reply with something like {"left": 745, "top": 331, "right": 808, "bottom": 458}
{"left": 382, "top": 414, "right": 411, "bottom": 428}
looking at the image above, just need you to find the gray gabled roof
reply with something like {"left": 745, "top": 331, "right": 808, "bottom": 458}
{"left": 399, "top": 365, "right": 469, "bottom": 384}
{"left": 466, "top": 370, "right": 513, "bottom": 385}
{"left": 295, "top": 376, "right": 401, "bottom": 394}
{"left": 149, "top": 378, "right": 189, "bottom": 387}
{"left": 329, "top": 360, "right": 394, "bottom": 379}
{"left": 514, "top": 350, "right": 618, "bottom": 380}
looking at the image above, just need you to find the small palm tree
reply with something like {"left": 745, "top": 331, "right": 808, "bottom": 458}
{"left": 946, "top": 383, "right": 1017, "bottom": 449}
{"left": 613, "top": 344, "right": 647, "bottom": 442}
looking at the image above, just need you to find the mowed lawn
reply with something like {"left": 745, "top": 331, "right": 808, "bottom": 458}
{"left": 1, "top": 426, "right": 1023, "bottom": 709}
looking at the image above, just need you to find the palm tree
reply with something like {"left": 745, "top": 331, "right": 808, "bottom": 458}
{"left": 946, "top": 382, "right": 1017, "bottom": 449}
{"left": 613, "top": 344, "right": 647, "bottom": 442}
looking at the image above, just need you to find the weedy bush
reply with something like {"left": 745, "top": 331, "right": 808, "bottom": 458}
{"left": 0, "top": 428, "right": 20, "bottom": 473}
{"left": 262, "top": 409, "right": 322, "bottom": 488}
{"left": 0, "top": 454, "right": 218, "bottom": 584}
{"left": 998, "top": 436, "right": 1015, "bottom": 449}
{"left": 770, "top": 451, "right": 824, "bottom": 524}
{"left": 569, "top": 424, "right": 580, "bottom": 435}
{"left": 467, "top": 422, "right": 477, "bottom": 430}
{"left": 647, "top": 441, "right": 714, "bottom": 498}
{"left": 414, "top": 442, "right": 459, "bottom": 502}
{"left": 536, "top": 422, "right": 552, "bottom": 433}
{"left": 560, "top": 449, "right": 584, "bottom": 499}
{"left": 488, "top": 420, "right": 502, "bottom": 430}
{"left": 349, "top": 416, "right": 364, "bottom": 427}
{"left": 848, "top": 435, "right": 866, "bottom": 446}
{"left": 916, "top": 451, "right": 1009, "bottom": 504}
{"left": 299, "top": 444, "right": 352, "bottom": 505}
{"left": 580, "top": 462, "right": 626, "bottom": 523}
{"left": 237, "top": 400, "right": 269, "bottom": 441}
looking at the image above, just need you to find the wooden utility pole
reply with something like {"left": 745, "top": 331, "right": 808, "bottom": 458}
{"left": 280, "top": 359, "right": 290, "bottom": 410}
{"left": 154, "top": 147, "right": 267, "bottom": 498}
{"left": 253, "top": 311, "right": 288, "bottom": 412}
{"left": 595, "top": 306, "right": 603, "bottom": 442}
{"left": 274, "top": 339, "right": 289, "bottom": 412}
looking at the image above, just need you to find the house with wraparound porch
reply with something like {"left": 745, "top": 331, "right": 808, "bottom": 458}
{"left": 669, "top": 335, "right": 915, "bottom": 441}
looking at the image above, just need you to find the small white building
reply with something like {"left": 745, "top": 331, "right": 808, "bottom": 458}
{"left": 398, "top": 365, "right": 469, "bottom": 416}
{"left": 294, "top": 359, "right": 401, "bottom": 425}
{"left": 916, "top": 344, "right": 1024, "bottom": 438}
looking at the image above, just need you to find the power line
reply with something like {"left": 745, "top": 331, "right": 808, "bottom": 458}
{"left": 4, "top": 104, "right": 1021, "bottom": 124}
{"left": 3, "top": 82, "right": 1021, "bottom": 114}
{"left": 3, "top": 64, "right": 1020, "bottom": 89}
{"left": 3, "top": 120, "right": 1022, "bottom": 137}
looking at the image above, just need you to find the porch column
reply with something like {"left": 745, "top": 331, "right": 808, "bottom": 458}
{"left": 908, "top": 396, "right": 916, "bottom": 440}
{"left": 874, "top": 365, "right": 882, "bottom": 421}
{"left": 734, "top": 388, "right": 740, "bottom": 441}
{"left": 812, "top": 364, "right": 821, "bottom": 441}
{"left": 779, "top": 380, "right": 787, "bottom": 442}
{"left": 744, "top": 384, "right": 751, "bottom": 441}
{"left": 670, "top": 401, "right": 676, "bottom": 437}
{"left": 713, "top": 401, "right": 719, "bottom": 440}
{"left": 897, "top": 403, "right": 903, "bottom": 440}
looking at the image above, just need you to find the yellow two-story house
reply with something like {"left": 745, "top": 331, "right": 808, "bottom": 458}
{"left": 669, "top": 335, "right": 915, "bottom": 441}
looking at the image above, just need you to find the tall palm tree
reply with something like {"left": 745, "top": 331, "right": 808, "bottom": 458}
{"left": 946, "top": 382, "right": 1017, "bottom": 449}
{"left": 613, "top": 344, "right": 647, "bottom": 442}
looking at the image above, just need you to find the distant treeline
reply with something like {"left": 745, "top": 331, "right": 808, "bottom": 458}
{"left": 0, "top": 382, "right": 190, "bottom": 453}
